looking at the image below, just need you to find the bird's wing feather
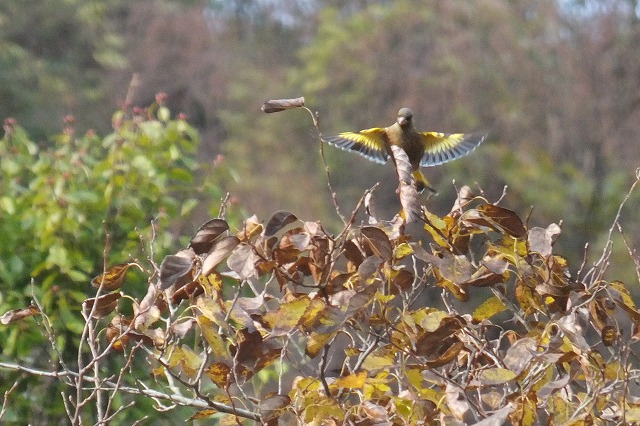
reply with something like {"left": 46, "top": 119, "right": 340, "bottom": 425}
{"left": 418, "top": 132, "right": 486, "bottom": 167}
{"left": 323, "top": 128, "right": 389, "bottom": 164}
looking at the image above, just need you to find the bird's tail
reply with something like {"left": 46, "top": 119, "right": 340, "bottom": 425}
{"left": 413, "top": 170, "right": 437, "bottom": 194}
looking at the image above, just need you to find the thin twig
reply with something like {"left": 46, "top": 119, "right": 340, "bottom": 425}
{"left": 0, "top": 379, "right": 19, "bottom": 421}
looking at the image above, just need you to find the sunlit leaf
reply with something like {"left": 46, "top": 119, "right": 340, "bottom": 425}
{"left": 237, "top": 215, "right": 263, "bottom": 241}
{"left": 334, "top": 371, "right": 367, "bottom": 389}
{"left": 263, "top": 296, "right": 311, "bottom": 336}
{"left": 91, "top": 263, "right": 133, "bottom": 292}
{"left": 473, "top": 295, "right": 507, "bottom": 321}
{"left": 391, "top": 145, "right": 420, "bottom": 222}
{"left": 299, "top": 298, "right": 328, "bottom": 330}
{"left": 206, "top": 362, "right": 231, "bottom": 388}
{"left": 445, "top": 383, "right": 469, "bottom": 420}
{"left": 423, "top": 209, "right": 450, "bottom": 248}
{"left": 362, "top": 349, "right": 395, "bottom": 371}
{"left": 227, "top": 243, "right": 257, "bottom": 279}
{"left": 476, "top": 368, "right": 517, "bottom": 385}
{"left": 601, "top": 325, "right": 618, "bottom": 346}
{"left": 528, "top": 223, "right": 561, "bottom": 256}
{"left": 169, "top": 345, "right": 203, "bottom": 378}
{"left": 306, "top": 331, "right": 335, "bottom": 358}
{"left": 197, "top": 316, "right": 232, "bottom": 362}
{"left": 437, "top": 251, "right": 474, "bottom": 285}
{"left": 202, "top": 236, "right": 240, "bottom": 275}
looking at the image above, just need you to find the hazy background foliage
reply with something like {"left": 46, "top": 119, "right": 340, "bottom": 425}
{"left": 3, "top": 0, "right": 639, "bottom": 271}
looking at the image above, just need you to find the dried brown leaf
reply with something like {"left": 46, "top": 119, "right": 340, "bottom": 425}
{"left": 391, "top": 145, "right": 420, "bottom": 222}
{"left": 259, "top": 395, "right": 291, "bottom": 420}
{"left": 261, "top": 97, "right": 305, "bottom": 113}
{"left": 202, "top": 236, "right": 240, "bottom": 275}
{"left": 91, "top": 263, "right": 132, "bottom": 292}
{"left": 360, "top": 226, "right": 393, "bottom": 260}
{"left": 503, "top": 337, "right": 537, "bottom": 375}
{"left": 189, "top": 218, "right": 229, "bottom": 254}
{"left": 159, "top": 251, "right": 195, "bottom": 290}
{"left": 0, "top": 305, "right": 40, "bottom": 324}
{"left": 83, "top": 292, "right": 122, "bottom": 319}
{"left": 264, "top": 210, "right": 298, "bottom": 236}
{"left": 227, "top": 243, "right": 257, "bottom": 279}
{"left": 528, "top": 223, "right": 561, "bottom": 257}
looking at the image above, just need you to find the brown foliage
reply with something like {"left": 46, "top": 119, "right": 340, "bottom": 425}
{"left": 12, "top": 176, "right": 632, "bottom": 424}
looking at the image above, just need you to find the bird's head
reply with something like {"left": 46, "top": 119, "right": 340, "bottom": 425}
{"left": 396, "top": 108, "right": 414, "bottom": 128}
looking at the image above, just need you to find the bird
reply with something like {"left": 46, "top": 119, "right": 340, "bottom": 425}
{"left": 323, "top": 108, "right": 485, "bottom": 193}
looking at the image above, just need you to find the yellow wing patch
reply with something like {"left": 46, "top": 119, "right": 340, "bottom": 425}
{"left": 419, "top": 132, "right": 486, "bottom": 167}
{"left": 323, "top": 128, "right": 389, "bottom": 164}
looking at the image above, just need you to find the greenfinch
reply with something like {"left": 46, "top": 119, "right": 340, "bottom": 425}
{"left": 323, "top": 108, "right": 485, "bottom": 193}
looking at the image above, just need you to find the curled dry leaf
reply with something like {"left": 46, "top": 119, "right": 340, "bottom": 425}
{"left": 261, "top": 97, "right": 305, "bottom": 113}
{"left": 451, "top": 185, "right": 475, "bottom": 214}
{"left": 264, "top": 210, "right": 298, "bottom": 236}
{"left": 445, "top": 383, "right": 469, "bottom": 420}
{"left": 360, "top": 226, "right": 392, "bottom": 260}
{"left": 189, "top": 218, "right": 229, "bottom": 255}
{"left": 159, "top": 250, "right": 195, "bottom": 290}
{"left": 472, "top": 403, "right": 513, "bottom": 426}
{"left": 528, "top": 223, "right": 561, "bottom": 257}
{"left": 503, "top": 337, "right": 537, "bottom": 375}
{"left": 91, "top": 263, "right": 132, "bottom": 292}
{"left": 0, "top": 304, "right": 40, "bottom": 324}
{"left": 202, "top": 236, "right": 240, "bottom": 276}
{"left": 259, "top": 395, "right": 291, "bottom": 420}
{"left": 83, "top": 292, "right": 122, "bottom": 319}
{"left": 227, "top": 243, "right": 257, "bottom": 279}
{"left": 391, "top": 145, "right": 420, "bottom": 223}
{"left": 476, "top": 204, "right": 527, "bottom": 238}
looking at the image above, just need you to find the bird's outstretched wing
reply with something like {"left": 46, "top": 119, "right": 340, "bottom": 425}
{"left": 323, "top": 128, "right": 389, "bottom": 164}
{"left": 418, "top": 132, "right": 485, "bottom": 167}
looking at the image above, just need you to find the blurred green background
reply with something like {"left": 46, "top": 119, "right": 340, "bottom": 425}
{"left": 2, "top": 0, "right": 640, "bottom": 423}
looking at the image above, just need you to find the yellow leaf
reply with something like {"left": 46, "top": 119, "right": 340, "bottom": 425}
{"left": 362, "top": 350, "right": 395, "bottom": 371}
{"left": 415, "top": 309, "right": 448, "bottom": 332}
{"left": 477, "top": 367, "right": 517, "bottom": 385}
{"left": 334, "top": 371, "right": 367, "bottom": 389}
{"left": 473, "top": 295, "right": 507, "bottom": 321}
{"left": 188, "top": 409, "right": 218, "bottom": 420}
{"left": 206, "top": 362, "right": 231, "bottom": 387}
{"left": 394, "top": 242, "right": 413, "bottom": 259}
{"left": 306, "top": 331, "right": 334, "bottom": 358}
{"left": 263, "top": 296, "right": 311, "bottom": 335}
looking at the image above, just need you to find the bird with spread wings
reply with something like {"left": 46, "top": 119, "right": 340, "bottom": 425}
{"left": 323, "top": 108, "right": 485, "bottom": 193}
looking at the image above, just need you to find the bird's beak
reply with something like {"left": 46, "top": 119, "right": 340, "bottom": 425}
{"left": 397, "top": 116, "right": 408, "bottom": 126}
